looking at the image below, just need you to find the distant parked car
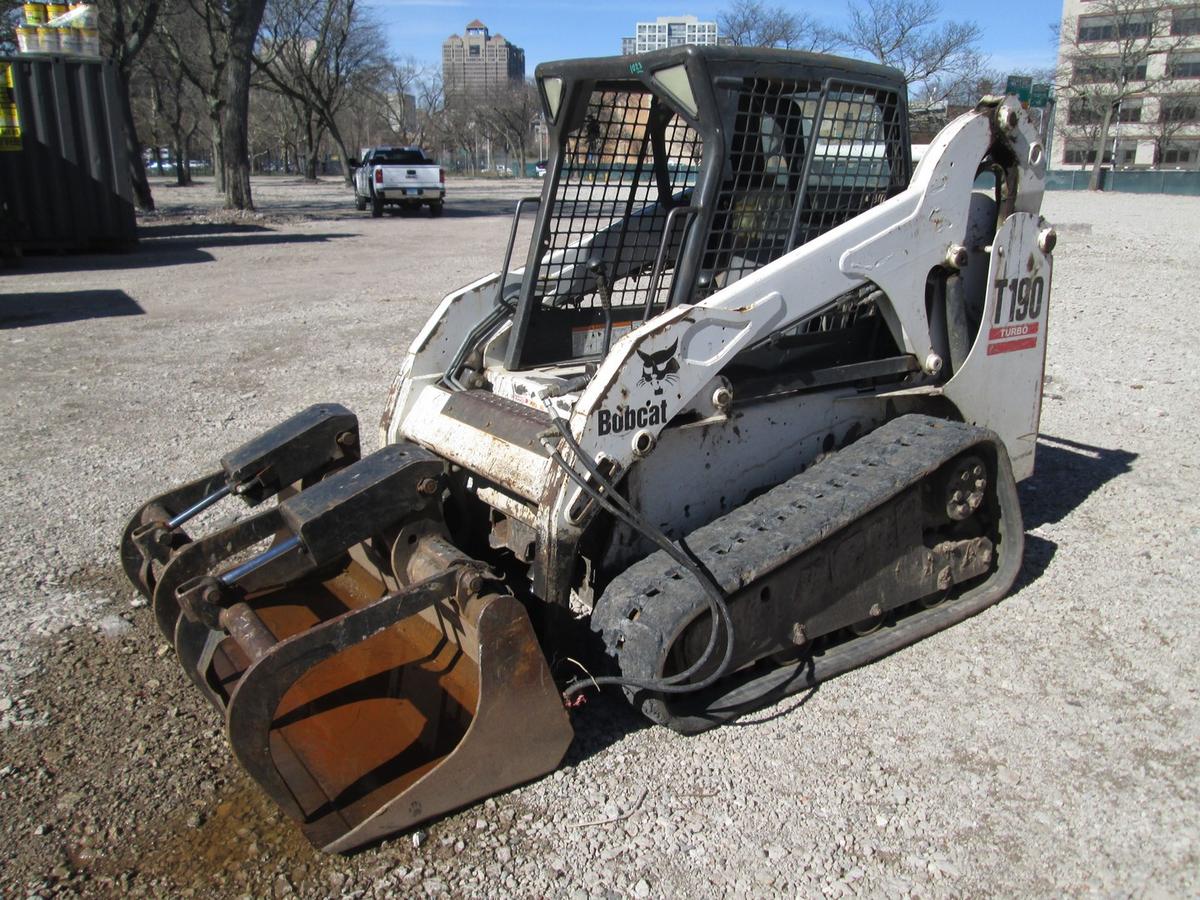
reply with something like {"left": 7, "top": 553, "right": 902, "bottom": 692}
{"left": 535, "top": 160, "right": 547, "bottom": 178}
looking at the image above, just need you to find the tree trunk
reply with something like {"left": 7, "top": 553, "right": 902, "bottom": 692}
{"left": 210, "top": 117, "right": 225, "bottom": 192}
{"left": 182, "top": 132, "right": 194, "bottom": 185}
{"left": 221, "top": 0, "right": 268, "bottom": 210}
{"left": 1087, "top": 102, "right": 1116, "bottom": 192}
{"left": 325, "top": 123, "right": 355, "bottom": 187}
{"left": 173, "top": 136, "right": 188, "bottom": 186}
{"left": 115, "top": 68, "right": 155, "bottom": 210}
{"left": 302, "top": 113, "right": 318, "bottom": 182}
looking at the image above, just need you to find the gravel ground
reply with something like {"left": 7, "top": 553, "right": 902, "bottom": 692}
{"left": 0, "top": 176, "right": 1196, "bottom": 898}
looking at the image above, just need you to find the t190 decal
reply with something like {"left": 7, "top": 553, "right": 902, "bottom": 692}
{"left": 988, "top": 275, "right": 1045, "bottom": 355}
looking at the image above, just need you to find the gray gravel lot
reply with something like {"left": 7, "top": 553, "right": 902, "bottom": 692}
{"left": 0, "top": 176, "right": 1196, "bottom": 897}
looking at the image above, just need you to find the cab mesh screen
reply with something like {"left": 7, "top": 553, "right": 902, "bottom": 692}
{"left": 700, "top": 78, "right": 906, "bottom": 296}
{"left": 534, "top": 89, "right": 701, "bottom": 313}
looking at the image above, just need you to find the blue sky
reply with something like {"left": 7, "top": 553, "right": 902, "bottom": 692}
{"left": 369, "top": 1, "right": 1062, "bottom": 75}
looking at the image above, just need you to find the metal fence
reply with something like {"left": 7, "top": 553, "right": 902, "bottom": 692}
{"left": 0, "top": 55, "right": 136, "bottom": 254}
{"left": 1046, "top": 168, "right": 1200, "bottom": 196}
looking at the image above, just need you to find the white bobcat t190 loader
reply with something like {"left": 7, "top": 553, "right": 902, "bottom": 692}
{"left": 120, "top": 45, "right": 1054, "bottom": 852}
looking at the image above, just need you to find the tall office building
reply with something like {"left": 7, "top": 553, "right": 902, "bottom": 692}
{"left": 621, "top": 15, "right": 721, "bottom": 55}
{"left": 1053, "top": 0, "right": 1200, "bottom": 168}
{"left": 442, "top": 20, "right": 526, "bottom": 101}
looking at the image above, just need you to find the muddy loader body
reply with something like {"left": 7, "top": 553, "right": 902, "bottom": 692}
{"left": 121, "top": 46, "right": 1054, "bottom": 851}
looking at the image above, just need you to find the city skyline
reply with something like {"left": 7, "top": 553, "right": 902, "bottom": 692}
{"left": 373, "top": 2, "right": 1060, "bottom": 74}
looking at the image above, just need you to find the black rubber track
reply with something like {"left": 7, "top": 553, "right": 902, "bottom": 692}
{"left": 591, "top": 414, "right": 1024, "bottom": 734}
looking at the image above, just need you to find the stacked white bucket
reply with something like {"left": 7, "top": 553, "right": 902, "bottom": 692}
{"left": 15, "top": 3, "right": 101, "bottom": 58}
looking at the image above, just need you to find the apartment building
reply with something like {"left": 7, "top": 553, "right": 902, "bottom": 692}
{"left": 1054, "top": 0, "right": 1200, "bottom": 169}
{"left": 621, "top": 15, "right": 721, "bottom": 55}
{"left": 442, "top": 20, "right": 525, "bottom": 102}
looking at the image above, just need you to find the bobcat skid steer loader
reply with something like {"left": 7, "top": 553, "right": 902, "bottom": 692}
{"left": 120, "top": 46, "right": 1054, "bottom": 852}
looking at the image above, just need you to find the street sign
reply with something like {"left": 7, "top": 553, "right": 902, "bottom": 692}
{"left": 1030, "top": 83, "right": 1051, "bottom": 109}
{"left": 1005, "top": 75, "right": 1033, "bottom": 105}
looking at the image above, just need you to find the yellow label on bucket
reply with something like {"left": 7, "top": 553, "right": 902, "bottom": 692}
{"left": 0, "top": 65, "right": 20, "bottom": 151}
{"left": 0, "top": 125, "right": 20, "bottom": 152}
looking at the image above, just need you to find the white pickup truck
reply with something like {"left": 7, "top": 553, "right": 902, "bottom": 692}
{"left": 353, "top": 147, "right": 445, "bottom": 217}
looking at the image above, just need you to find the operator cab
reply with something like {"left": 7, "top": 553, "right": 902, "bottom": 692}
{"left": 501, "top": 46, "right": 912, "bottom": 371}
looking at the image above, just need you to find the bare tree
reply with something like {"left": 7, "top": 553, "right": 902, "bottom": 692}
{"left": 137, "top": 38, "right": 204, "bottom": 185}
{"left": 155, "top": 0, "right": 230, "bottom": 192}
{"left": 221, "top": 0, "right": 270, "bottom": 208}
{"left": 412, "top": 68, "right": 451, "bottom": 158}
{"left": 838, "top": 0, "right": 985, "bottom": 105}
{"left": 152, "top": 0, "right": 268, "bottom": 206}
{"left": 1057, "top": 98, "right": 1109, "bottom": 170}
{"left": 255, "top": 0, "right": 386, "bottom": 186}
{"left": 249, "top": 85, "right": 305, "bottom": 172}
{"left": 718, "top": 0, "right": 840, "bottom": 52}
{"left": 1150, "top": 94, "right": 1198, "bottom": 167}
{"left": 486, "top": 80, "right": 540, "bottom": 178}
{"left": 375, "top": 58, "right": 426, "bottom": 145}
{"left": 99, "top": 0, "right": 164, "bottom": 210}
{"left": 1057, "top": 0, "right": 1185, "bottom": 189}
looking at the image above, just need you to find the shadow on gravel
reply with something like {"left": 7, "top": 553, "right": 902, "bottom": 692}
{"left": 0, "top": 289, "right": 145, "bottom": 328}
{"left": 724, "top": 684, "right": 820, "bottom": 727}
{"left": 560, "top": 691, "right": 652, "bottom": 768}
{"left": 138, "top": 221, "right": 275, "bottom": 239}
{"left": 1011, "top": 434, "right": 1138, "bottom": 591}
{"left": 12, "top": 228, "right": 355, "bottom": 274}
{"left": 437, "top": 198, "right": 532, "bottom": 219}
{"left": 359, "top": 198, "right": 526, "bottom": 220}
{"left": 1021, "top": 435, "right": 1138, "bottom": 531}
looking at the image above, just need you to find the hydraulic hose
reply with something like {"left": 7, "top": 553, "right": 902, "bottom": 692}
{"left": 538, "top": 394, "right": 736, "bottom": 697}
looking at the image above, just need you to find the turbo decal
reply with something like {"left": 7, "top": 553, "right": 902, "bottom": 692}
{"left": 597, "top": 400, "right": 670, "bottom": 436}
{"left": 987, "top": 314, "right": 1040, "bottom": 355}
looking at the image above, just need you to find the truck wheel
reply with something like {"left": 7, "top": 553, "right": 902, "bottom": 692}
{"left": 371, "top": 194, "right": 383, "bottom": 218}
{"left": 355, "top": 194, "right": 367, "bottom": 211}
{"left": 429, "top": 200, "right": 444, "bottom": 217}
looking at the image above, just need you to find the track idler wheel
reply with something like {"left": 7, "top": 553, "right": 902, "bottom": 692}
{"left": 943, "top": 454, "right": 987, "bottom": 521}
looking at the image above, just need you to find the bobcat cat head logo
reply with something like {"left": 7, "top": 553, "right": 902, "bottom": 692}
{"left": 637, "top": 340, "right": 680, "bottom": 396}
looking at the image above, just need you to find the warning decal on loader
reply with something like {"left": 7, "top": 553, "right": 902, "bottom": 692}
{"left": 571, "top": 320, "right": 639, "bottom": 356}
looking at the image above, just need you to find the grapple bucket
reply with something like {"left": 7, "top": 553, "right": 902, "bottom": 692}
{"left": 198, "top": 573, "right": 571, "bottom": 853}
{"left": 120, "top": 410, "right": 574, "bottom": 852}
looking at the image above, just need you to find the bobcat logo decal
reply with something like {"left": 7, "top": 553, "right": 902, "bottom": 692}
{"left": 636, "top": 340, "right": 680, "bottom": 396}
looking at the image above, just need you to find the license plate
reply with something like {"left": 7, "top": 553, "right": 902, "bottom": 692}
{"left": 404, "top": 188, "right": 419, "bottom": 196}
